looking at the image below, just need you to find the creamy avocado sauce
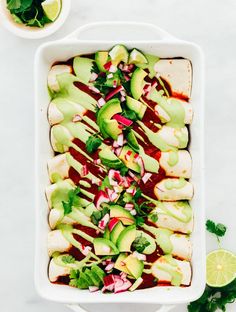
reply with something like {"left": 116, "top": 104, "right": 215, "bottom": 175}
{"left": 50, "top": 180, "right": 74, "bottom": 209}
{"left": 164, "top": 178, "right": 187, "bottom": 190}
{"left": 56, "top": 73, "right": 97, "bottom": 112}
{"left": 167, "top": 151, "right": 179, "bottom": 167}
{"left": 157, "top": 201, "right": 192, "bottom": 223}
{"left": 155, "top": 255, "right": 183, "bottom": 286}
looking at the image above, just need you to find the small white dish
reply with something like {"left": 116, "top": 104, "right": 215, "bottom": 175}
{"left": 0, "top": 0, "right": 71, "bottom": 39}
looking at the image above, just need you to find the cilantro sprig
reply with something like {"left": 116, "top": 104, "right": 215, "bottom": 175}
{"left": 206, "top": 219, "right": 227, "bottom": 242}
{"left": 132, "top": 234, "right": 150, "bottom": 253}
{"left": 7, "top": 0, "right": 52, "bottom": 27}
{"left": 62, "top": 187, "right": 81, "bottom": 215}
{"left": 85, "top": 134, "right": 102, "bottom": 154}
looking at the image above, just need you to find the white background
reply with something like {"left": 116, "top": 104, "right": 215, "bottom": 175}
{"left": 0, "top": 0, "right": 236, "bottom": 311}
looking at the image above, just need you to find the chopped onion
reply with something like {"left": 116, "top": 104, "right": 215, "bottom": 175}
{"left": 133, "top": 251, "right": 147, "bottom": 261}
{"left": 130, "top": 209, "right": 137, "bottom": 216}
{"left": 105, "top": 262, "right": 115, "bottom": 272}
{"left": 117, "top": 133, "right": 124, "bottom": 146}
{"left": 107, "top": 73, "right": 113, "bottom": 79}
{"left": 97, "top": 97, "right": 106, "bottom": 108}
{"left": 98, "top": 213, "right": 110, "bottom": 230}
{"left": 90, "top": 72, "right": 98, "bottom": 82}
{"left": 109, "top": 65, "right": 117, "bottom": 73}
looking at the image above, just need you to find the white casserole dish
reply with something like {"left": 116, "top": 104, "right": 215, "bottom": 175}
{"left": 35, "top": 22, "right": 205, "bottom": 306}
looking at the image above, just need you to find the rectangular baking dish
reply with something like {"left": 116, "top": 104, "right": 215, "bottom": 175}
{"left": 34, "top": 22, "right": 205, "bottom": 305}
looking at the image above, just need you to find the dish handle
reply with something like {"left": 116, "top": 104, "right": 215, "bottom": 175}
{"left": 66, "top": 304, "right": 176, "bottom": 312}
{"left": 64, "top": 21, "right": 177, "bottom": 41}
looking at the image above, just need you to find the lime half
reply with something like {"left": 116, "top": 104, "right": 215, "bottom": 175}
{"left": 42, "top": 0, "right": 61, "bottom": 22}
{"left": 129, "top": 49, "right": 148, "bottom": 65}
{"left": 109, "top": 45, "right": 129, "bottom": 65}
{"left": 206, "top": 249, "right": 236, "bottom": 287}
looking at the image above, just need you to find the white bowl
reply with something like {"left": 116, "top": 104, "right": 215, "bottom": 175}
{"left": 0, "top": 0, "right": 71, "bottom": 39}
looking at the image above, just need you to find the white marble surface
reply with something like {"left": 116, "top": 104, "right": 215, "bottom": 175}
{"left": 0, "top": 0, "right": 236, "bottom": 311}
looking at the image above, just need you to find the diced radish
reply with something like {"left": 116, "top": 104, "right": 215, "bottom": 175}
{"left": 104, "top": 61, "right": 112, "bottom": 71}
{"left": 125, "top": 203, "right": 134, "bottom": 209}
{"left": 133, "top": 154, "right": 140, "bottom": 162}
{"left": 89, "top": 286, "right": 99, "bottom": 292}
{"left": 105, "top": 262, "right": 115, "bottom": 272}
{"left": 133, "top": 251, "right": 147, "bottom": 261}
{"left": 121, "top": 96, "right": 126, "bottom": 102}
{"left": 118, "top": 63, "right": 124, "bottom": 70}
{"left": 114, "top": 279, "right": 132, "bottom": 294}
{"left": 113, "top": 114, "right": 133, "bottom": 127}
{"left": 142, "top": 172, "right": 152, "bottom": 184}
{"left": 118, "top": 124, "right": 124, "bottom": 130}
{"left": 89, "top": 85, "right": 100, "bottom": 93}
{"left": 98, "top": 213, "right": 110, "bottom": 230}
{"left": 120, "top": 272, "right": 127, "bottom": 280}
{"left": 91, "top": 177, "right": 102, "bottom": 186}
{"left": 72, "top": 114, "right": 82, "bottom": 122}
{"left": 81, "top": 245, "right": 92, "bottom": 256}
{"left": 94, "top": 159, "right": 101, "bottom": 165}
{"left": 97, "top": 97, "right": 106, "bottom": 108}
{"left": 130, "top": 209, "right": 137, "bottom": 216}
{"left": 103, "top": 274, "right": 116, "bottom": 292}
{"left": 114, "top": 186, "right": 121, "bottom": 193}
{"left": 108, "top": 218, "right": 120, "bottom": 231}
{"left": 90, "top": 72, "right": 98, "bottom": 82}
{"left": 109, "top": 65, "right": 117, "bottom": 73}
{"left": 117, "top": 133, "right": 124, "bottom": 146}
{"left": 128, "top": 171, "right": 140, "bottom": 183}
{"left": 124, "top": 74, "right": 130, "bottom": 81}
{"left": 113, "top": 140, "right": 119, "bottom": 148}
{"left": 124, "top": 150, "right": 132, "bottom": 161}
{"left": 115, "top": 147, "right": 122, "bottom": 156}
{"left": 94, "top": 190, "right": 110, "bottom": 209}
{"left": 105, "top": 85, "right": 123, "bottom": 101}
{"left": 81, "top": 164, "right": 88, "bottom": 177}
{"left": 113, "top": 80, "right": 117, "bottom": 88}
{"left": 137, "top": 157, "right": 145, "bottom": 177}
{"left": 110, "top": 192, "right": 119, "bottom": 202}
{"left": 126, "top": 187, "right": 134, "bottom": 194}
{"left": 107, "top": 73, "right": 113, "bottom": 79}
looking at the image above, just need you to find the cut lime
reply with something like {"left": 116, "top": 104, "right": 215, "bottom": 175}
{"left": 42, "top": 0, "right": 61, "bottom": 22}
{"left": 129, "top": 49, "right": 148, "bottom": 65}
{"left": 109, "top": 45, "right": 129, "bottom": 65}
{"left": 206, "top": 249, "right": 236, "bottom": 287}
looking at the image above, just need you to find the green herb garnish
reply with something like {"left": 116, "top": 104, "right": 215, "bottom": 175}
{"left": 206, "top": 219, "right": 227, "bottom": 241}
{"left": 62, "top": 187, "right": 80, "bottom": 215}
{"left": 132, "top": 234, "right": 150, "bottom": 253}
{"left": 86, "top": 134, "right": 102, "bottom": 154}
{"left": 61, "top": 255, "right": 76, "bottom": 264}
{"left": 7, "top": 0, "right": 52, "bottom": 28}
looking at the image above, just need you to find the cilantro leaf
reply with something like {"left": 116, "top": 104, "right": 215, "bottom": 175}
{"left": 135, "top": 216, "right": 145, "bottom": 226}
{"left": 122, "top": 109, "right": 138, "bottom": 122}
{"left": 86, "top": 134, "right": 102, "bottom": 154}
{"left": 61, "top": 255, "right": 76, "bottom": 264}
{"left": 149, "top": 213, "right": 158, "bottom": 223}
{"left": 206, "top": 219, "right": 227, "bottom": 238}
{"left": 132, "top": 234, "right": 150, "bottom": 253}
{"left": 119, "top": 165, "right": 129, "bottom": 176}
{"left": 91, "top": 206, "right": 109, "bottom": 225}
{"left": 133, "top": 187, "right": 142, "bottom": 201}
{"left": 62, "top": 187, "right": 81, "bottom": 215}
{"left": 99, "top": 176, "right": 111, "bottom": 191}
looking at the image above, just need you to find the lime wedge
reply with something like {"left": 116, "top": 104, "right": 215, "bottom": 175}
{"left": 129, "top": 49, "right": 148, "bottom": 65}
{"left": 206, "top": 249, "right": 236, "bottom": 287}
{"left": 109, "top": 45, "right": 129, "bottom": 65}
{"left": 42, "top": 0, "right": 61, "bottom": 22}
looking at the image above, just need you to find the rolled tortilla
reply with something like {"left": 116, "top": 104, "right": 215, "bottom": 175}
{"left": 50, "top": 125, "right": 74, "bottom": 153}
{"left": 154, "top": 178, "right": 193, "bottom": 201}
{"left": 159, "top": 150, "right": 192, "bottom": 178}
{"left": 49, "top": 208, "right": 75, "bottom": 229}
{"left": 48, "top": 257, "right": 71, "bottom": 282}
{"left": 45, "top": 179, "right": 75, "bottom": 209}
{"left": 48, "top": 154, "right": 70, "bottom": 182}
{"left": 152, "top": 255, "right": 191, "bottom": 286}
{"left": 149, "top": 201, "right": 193, "bottom": 234}
{"left": 157, "top": 126, "right": 189, "bottom": 150}
{"left": 48, "top": 230, "right": 71, "bottom": 256}
{"left": 155, "top": 98, "right": 193, "bottom": 124}
{"left": 154, "top": 59, "right": 192, "bottom": 98}
{"left": 48, "top": 98, "right": 87, "bottom": 126}
{"left": 48, "top": 65, "right": 72, "bottom": 92}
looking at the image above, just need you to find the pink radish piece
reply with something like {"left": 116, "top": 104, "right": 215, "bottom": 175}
{"left": 97, "top": 97, "right": 106, "bottom": 108}
{"left": 89, "top": 286, "right": 99, "bottom": 292}
{"left": 113, "top": 114, "right": 133, "bottom": 127}
{"left": 142, "top": 172, "right": 152, "bottom": 184}
{"left": 108, "top": 218, "right": 120, "bottom": 231}
{"left": 105, "top": 85, "right": 123, "bottom": 101}
{"left": 98, "top": 213, "right": 110, "bottom": 230}
{"left": 94, "top": 190, "right": 110, "bottom": 209}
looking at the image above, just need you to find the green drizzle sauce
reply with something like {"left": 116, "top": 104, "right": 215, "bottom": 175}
{"left": 164, "top": 178, "right": 187, "bottom": 190}
{"left": 167, "top": 151, "right": 179, "bottom": 167}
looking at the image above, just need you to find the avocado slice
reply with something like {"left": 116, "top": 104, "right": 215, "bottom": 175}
{"left": 119, "top": 145, "right": 140, "bottom": 173}
{"left": 93, "top": 238, "right": 119, "bottom": 255}
{"left": 97, "top": 98, "right": 122, "bottom": 137}
{"left": 102, "top": 119, "right": 122, "bottom": 140}
{"left": 126, "top": 96, "right": 147, "bottom": 120}
{"left": 103, "top": 227, "right": 110, "bottom": 240}
{"left": 130, "top": 68, "right": 147, "bottom": 100}
{"left": 124, "top": 254, "right": 144, "bottom": 279}
{"left": 136, "top": 230, "right": 157, "bottom": 255}
{"left": 126, "top": 130, "right": 139, "bottom": 152}
{"left": 109, "top": 205, "right": 135, "bottom": 225}
{"left": 91, "top": 265, "right": 106, "bottom": 283}
{"left": 109, "top": 44, "right": 129, "bottom": 65}
{"left": 136, "top": 54, "right": 160, "bottom": 78}
{"left": 110, "top": 221, "right": 125, "bottom": 244}
{"left": 114, "top": 253, "right": 130, "bottom": 274}
{"left": 99, "top": 146, "right": 124, "bottom": 169}
{"left": 95, "top": 51, "right": 109, "bottom": 72}
{"left": 73, "top": 57, "right": 94, "bottom": 84}
{"left": 104, "top": 72, "right": 120, "bottom": 87}
{"left": 117, "top": 225, "right": 136, "bottom": 252}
